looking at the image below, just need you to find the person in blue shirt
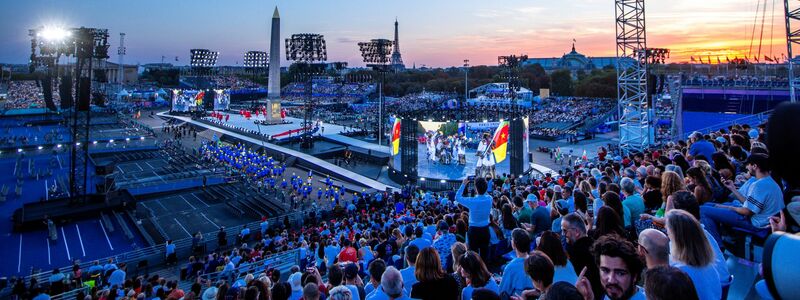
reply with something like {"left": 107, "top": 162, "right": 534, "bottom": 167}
{"left": 399, "top": 244, "right": 419, "bottom": 295}
{"left": 665, "top": 210, "right": 721, "bottom": 300}
{"left": 165, "top": 240, "right": 177, "bottom": 265}
{"left": 455, "top": 177, "right": 492, "bottom": 262}
{"left": 499, "top": 229, "right": 533, "bottom": 299}
{"left": 408, "top": 227, "right": 432, "bottom": 250}
{"left": 459, "top": 251, "right": 500, "bottom": 300}
{"left": 688, "top": 132, "right": 717, "bottom": 167}
{"left": 366, "top": 266, "right": 412, "bottom": 300}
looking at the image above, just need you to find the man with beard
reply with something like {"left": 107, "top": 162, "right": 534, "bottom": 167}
{"left": 577, "top": 234, "right": 646, "bottom": 300}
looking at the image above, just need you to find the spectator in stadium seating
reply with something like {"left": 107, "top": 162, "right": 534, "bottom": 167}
{"left": 288, "top": 272, "right": 304, "bottom": 300}
{"left": 642, "top": 266, "right": 699, "bottom": 300}
{"left": 365, "top": 259, "right": 387, "bottom": 297}
{"left": 522, "top": 194, "right": 551, "bottom": 240}
{"left": 108, "top": 263, "right": 126, "bottom": 288}
{"left": 700, "top": 153, "right": 784, "bottom": 246}
{"left": 218, "top": 226, "right": 227, "bottom": 249}
{"left": 538, "top": 281, "right": 583, "bottom": 300}
{"left": 666, "top": 190, "right": 731, "bottom": 284}
{"left": 399, "top": 244, "right": 419, "bottom": 295}
{"left": 665, "top": 210, "right": 721, "bottom": 300}
{"left": 561, "top": 213, "right": 603, "bottom": 299}
{"left": 304, "top": 283, "right": 322, "bottom": 300}
{"left": 688, "top": 132, "right": 716, "bottom": 168}
{"left": 366, "top": 266, "right": 410, "bottom": 300}
{"left": 517, "top": 251, "right": 555, "bottom": 299}
{"left": 344, "top": 263, "right": 366, "bottom": 300}
{"left": 455, "top": 177, "right": 492, "bottom": 262}
{"left": 410, "top": 247, "right": 459, "bottom": 300}
{"left": 498, "top": 229, "right": 533, "bottom": 299}
{"left": 637, "top": 229, "right": 669, "bottom": 269}
{"left": 685, "top": 167, "right": 713, "bottom": 204}
{"left": 536, "top": 231, "right": 577, "bottom": 284}
{"left": 577, "top": 234, "right": 645, "bottom": 300}
{"left": 449, "top": 242, "right": 468, "bottom": 291}
{"left": 329, "top": 285, "right": 352, "bottom": 300}
{"left": 458, "top": 251, "right": 499, "bottom": 300}
{"left": 620, "top": 178, "right": 645, "bottom": 227}
{"left": 338, "top": 239, "right": 358, "bottom": 264}
{"left": 433, "top": 221, "right": 457, "bottom": 268}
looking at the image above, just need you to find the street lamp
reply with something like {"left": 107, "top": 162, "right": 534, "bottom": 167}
{"left": 463, "top": 59, "right": 470, "bottom": 102}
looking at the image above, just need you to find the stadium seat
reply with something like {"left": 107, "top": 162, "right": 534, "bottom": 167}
{"left": 730, "top": 226, "right": 771, "bottom": 262}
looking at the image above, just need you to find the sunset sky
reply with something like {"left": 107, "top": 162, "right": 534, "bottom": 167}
{"left": 0, "top": 0, "right": 788, "bottom": 67}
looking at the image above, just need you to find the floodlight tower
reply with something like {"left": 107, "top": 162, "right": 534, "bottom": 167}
{"left": 785, "top": 0, "right": 800, "bottom": 102}
{"left": 285, "top": 33, "right": 327, "bottom": 148}
{"left": 498, "top": 55, "right": 527, "bottom": 101}
{"left": 359, "top": 38, "right": 393, "bottom": 146}
{"left": 615, "top": 0, "right": 650, "bottom": 153}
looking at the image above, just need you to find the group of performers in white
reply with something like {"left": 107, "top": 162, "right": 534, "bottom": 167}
{"left": 425, "top": 131, "right": 496, "bottom": 178}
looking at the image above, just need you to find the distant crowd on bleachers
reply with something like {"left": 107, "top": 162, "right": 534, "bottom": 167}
{"left": 281, "top": 81, "right": 375, "bottom": 104}
{"left": 682, "top": 75, "right": 789, "bottom": 88}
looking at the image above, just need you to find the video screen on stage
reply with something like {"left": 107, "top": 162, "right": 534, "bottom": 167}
{"left": 213, "top": 89, "right": 230, "bottom": 111}
{"left": 171, "top": 90, "right": 203, "bottom": 112}
{"left": 417, "top": 120, "right": 521, "bottom": 180}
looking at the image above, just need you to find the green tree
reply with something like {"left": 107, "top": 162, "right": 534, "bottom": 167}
{"left": 549, "top": 69, "right": 573, "bottom": 96}
{"left": 574, "top": 68, "right": 617, "bottom": 98}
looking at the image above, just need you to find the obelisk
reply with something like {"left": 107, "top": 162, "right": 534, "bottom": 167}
{"left": 267, "top": 6, "right": 282, "bottom": 120}
{"left": 268, "top": 7, "right": 281, "bottom": 100}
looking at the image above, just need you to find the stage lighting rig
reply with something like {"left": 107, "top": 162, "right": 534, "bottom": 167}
{"left": 285, "top": 33, "right": 328, "bottom": 148}
{"left": 28, "top": 26, "right": 110, "bottom": 204}
{"left": 244, "top": 51, "right": 268, "bottom": 75}
{"left": 644, "top": 48, "right": 670, "bottom": 65}
{"left": 358, "top": 38, "right": 394, "bottom": 146}
{"left": 498, "top": 54, "right": 528, "bottom": 101}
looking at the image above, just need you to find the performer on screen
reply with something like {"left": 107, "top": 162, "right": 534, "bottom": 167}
{"left": 457, "top": 137, "right": 466, "bottom": 165}
{"left": 476, "top": 133, "right": 490, "bottom": 176}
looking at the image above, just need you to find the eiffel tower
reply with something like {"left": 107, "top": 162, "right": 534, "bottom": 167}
{"left": 391, "top": 18, "right": 405, "bottom": 71}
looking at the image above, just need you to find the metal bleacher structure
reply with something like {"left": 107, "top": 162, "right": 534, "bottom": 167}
{"left": 12, "top": 208, "right": 309, "bottom": 300}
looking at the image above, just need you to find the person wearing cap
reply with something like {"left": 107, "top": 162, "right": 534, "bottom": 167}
{"left": 521, "top": 194, "right": 550, "bottom": 241}
{"left": 700, "top": 153, "right": 785, "bottom": 246}
{"left": 201, "top": 286, "right": 218, "bottom": 300}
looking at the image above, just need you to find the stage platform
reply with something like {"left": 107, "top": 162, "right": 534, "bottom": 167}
{"left": 159, "top": 112, "right": 398, "bottom": 192}
{"left": 205, "top": 114, "right": 353, "bottom": 141}
{"left": 323, "top": 134, "right": 390, "bottom": 155}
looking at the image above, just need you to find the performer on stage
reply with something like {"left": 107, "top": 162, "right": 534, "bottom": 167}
{"left": 457, "top": 137, "right": 466, "bottom": 165}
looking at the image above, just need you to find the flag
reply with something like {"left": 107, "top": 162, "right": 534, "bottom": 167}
{"left": 391, "top": 118, "right": 401, "bottom": 156}
{"left": 491, "top": 121, "right": 509, "bottom": 164}
{"left": 691, "top": 56, "right": 696, "bottom": 62}
{"left": 726, "top": 56, "right": 730, "bottom": 63}
{"left": 765, "top": 55, "right": 773, "bottom": 62}
{"left": 717, "top": 57, "right": 721, "bottom": 64}
{"left": 195, "top": 91, "right": 205, "bottom": 105}
{"left": 582, "top": 149, "right": 587, "bottom": 161}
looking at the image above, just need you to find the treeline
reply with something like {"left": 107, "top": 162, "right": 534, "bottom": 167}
{"left": 334, "top": 64, "right": 618, "bottom": 98}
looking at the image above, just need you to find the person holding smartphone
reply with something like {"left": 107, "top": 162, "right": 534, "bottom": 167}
{"left": 456, "top": 176, "right": 492, "bottom": 262}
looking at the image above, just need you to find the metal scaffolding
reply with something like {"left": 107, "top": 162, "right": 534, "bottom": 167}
{"left": 785, "top": 0, "right": 800, "bottom": 102}
{"left": 615, "top": 0, "right": 650, "bottom": 153}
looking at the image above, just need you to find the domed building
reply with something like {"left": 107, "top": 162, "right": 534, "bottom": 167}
{"left": 521, "top": 43, "right": 631, "bottom": 77}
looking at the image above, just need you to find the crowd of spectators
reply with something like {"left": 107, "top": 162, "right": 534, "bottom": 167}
{"left": 11, "top": 102, "right": 800, "bottom": 300}
{"left": 281, "top": 82, "right": 375, "bottom": 104}
{"left": 4, "top": 81, "right": 46, "bottom": 110}
{"left": 527, "top": 98, "right": 615, "bottom": 138}
{"left": 682, "top": 75, "right": 789, "bottom": 88}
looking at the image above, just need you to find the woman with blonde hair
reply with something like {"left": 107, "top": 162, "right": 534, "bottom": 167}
{"left": 636, "top": 171, "right": 685, "bottom": 232}
{"left": 411, "top": 247, "right": 460, "bottom": 300}
{"left": 665, "top": 209, "right": 721, "bottom": 300}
